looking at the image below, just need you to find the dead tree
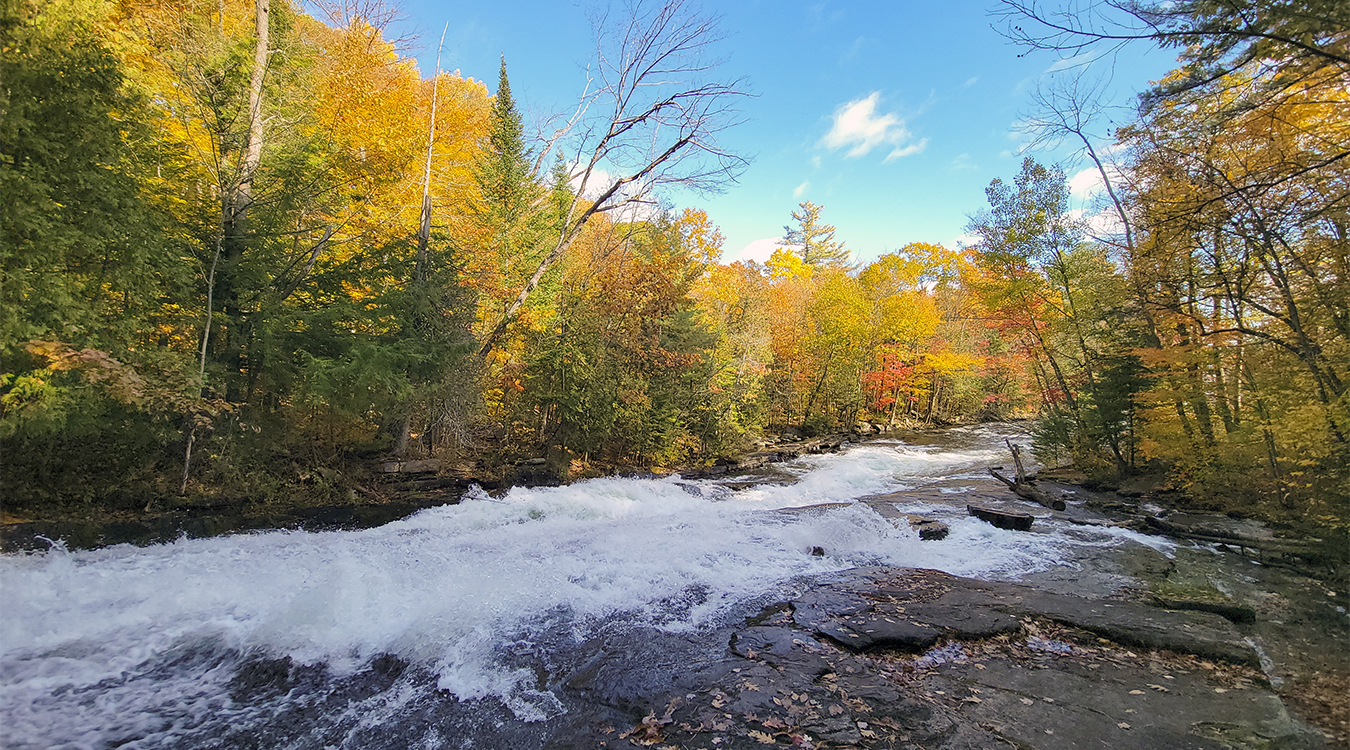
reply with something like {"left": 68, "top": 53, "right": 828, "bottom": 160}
{"left": 990, "top": 439, "right": 1066, "bottom": 511}
{"left": 476, "top": 0, "right": 748, "bottom": 359}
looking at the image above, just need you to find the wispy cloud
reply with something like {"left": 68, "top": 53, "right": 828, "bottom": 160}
{"left": 883, "top": 139, "right": 927, "bottom": 162}
{"left": 950, "top": 153, "right": 978, "bottom": 171}
{"left": 793, "top": 180, "right": 810, "bottom": 197}
{"left": 1043, "top": 51, "right": 1097, "bottom": 74}
{"left": 963, "top": 76, "right": 979, "bottom": 88}
{"left": 820, "top": 92, "right": 925, "bottom": 162}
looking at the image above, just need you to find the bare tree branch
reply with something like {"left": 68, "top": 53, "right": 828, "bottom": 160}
{"left": 476, "top": 0, "right": 749, "bottom": 359}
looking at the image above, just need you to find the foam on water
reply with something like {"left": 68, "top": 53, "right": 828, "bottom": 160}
{"left": 0, "top": 424, "right": 1161, "bottom": 746}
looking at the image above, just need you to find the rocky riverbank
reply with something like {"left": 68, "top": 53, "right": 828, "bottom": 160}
{"left": 0, "top": 432, "right": 854, "bottom": 552}
{"left": 585, "top": 566, "right": 1332, "bottom": 749}
{"left": 204, "top": 558, "right": 1345, "bottom": 749}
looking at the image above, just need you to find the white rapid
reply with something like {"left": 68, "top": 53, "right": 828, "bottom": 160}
{"left": 0, "top": 424, "right": 1169, "bottom": 748}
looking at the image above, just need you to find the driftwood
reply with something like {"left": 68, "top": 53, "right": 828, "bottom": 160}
{"left": 968, "top": 504, "right": 1034, "bottom": 531}
{"left": 1141, "top": 516, "right": 1341, "bottom": 579}
{"left": 377, "top": 458, "right": 441, "bottom": 474}
{"left": 1142, "top": 517, "right": 1321, "bottom": 556}
{"left": 1007, "top": 439, "right": 1030, "bottom": 482}
{"left": 989, "top": 469, "right": 1066, "bottom": 511}
{"left": 989, "top": 440, "right": 1066, "bottom": 511}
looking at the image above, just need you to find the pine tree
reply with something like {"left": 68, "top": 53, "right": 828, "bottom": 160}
{"left": 478, "top": 55, "right": 536, "bottom": 226}
{"left": 782, "top": 201, "right": 849, "bottom": 268}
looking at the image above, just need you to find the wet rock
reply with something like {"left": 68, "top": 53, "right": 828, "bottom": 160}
{"left": 911, "top": 518, "right": 951, "bottom": 540}
{"left": 906, "top": 588, "right": 1023, "bottom": 639}
{"left": 731, "top": 626, "right": 831, "bottom": 675}
{"left": 817, "top": 614, "right": 942, "bottom": 653}
{"left": 1008, "top": 590, "right": 1259, "bottom": 666}
{"left": 1151, "top": 596, "right": 1258, "bottom": 624}
{"left": 790, "top": 589, "right": 871, "bottom": 630}
{"left": 969, "top": 504, "right": 1035, "bottom": 531}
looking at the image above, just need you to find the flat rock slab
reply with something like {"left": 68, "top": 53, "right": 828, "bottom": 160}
{"left": 829, "top": 568, "right": 1260, "bottom": 667}
{"left": 928, "top": 654, "right": 1319, "bottom": 750}
{"left": 596, "top": 566, "right": 1323, "bottom": 750}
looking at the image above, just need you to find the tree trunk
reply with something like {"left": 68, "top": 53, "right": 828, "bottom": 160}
{"left": 220, "top": 0, "right": 269, "bottom": 403}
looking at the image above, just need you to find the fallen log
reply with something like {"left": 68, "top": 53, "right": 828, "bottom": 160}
{"left": 989, "top": 468, "right": 1066, "bottom": 511}
{"left": 968, "top": 504, "right": 1034, "bottom": 531}
{"left": 377, "top": 458, "right": 441, "bottom": 474}
{"left": 1143, "top": 517, "right": 1321, "bottom": 556}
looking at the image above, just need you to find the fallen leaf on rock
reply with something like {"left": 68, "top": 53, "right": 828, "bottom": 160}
{"left": 1129, "top": 690, "right": 1145, "bottom": 695}
{"left": 1020, "top": 698, "right": 1034, "bottom": 705}
{"left": 748, "top": 730, "right": 775, "bottom": 744}
{"left": 1118, "top": 722, "right": 1131, "bottom": 729}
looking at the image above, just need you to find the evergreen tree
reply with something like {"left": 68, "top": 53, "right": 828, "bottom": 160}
{"left": 471, "top": 55, "right": 549, "bottom": 334}
{"left": 782, "top": 201, "right": 849, "bottom": 268}
{"left": 477, "top": 55, "right": 537, "bottom": 227}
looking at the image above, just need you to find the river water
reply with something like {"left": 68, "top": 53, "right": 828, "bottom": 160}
{"left": 0, "top": 424, "right": 1177, "bottom": 749}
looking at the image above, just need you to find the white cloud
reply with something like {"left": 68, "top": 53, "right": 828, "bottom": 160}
{"left": 734, "top": 237, "right": 783, "bottom": 263}
{"left": 1068, "top": 167, "right": 1103, "bottom": 199}
{"left": 963, "top": 76, "right": 979, "bottom": 88}
{"left": 570, "top": 165, "right": 612, "bottom": 200}
{"left": 820, "top": 92, "right": 924, "bottom": 161}
{"left": 810, "top": 155, "right": 822, "bottom": 168}
{"left": 883, "top": 138, "right": 928, "bottom": 162}
{"left": 1069, "top": 163, "right": 1126, "bottom": 200}
{"left": 793, "top": 180, "right": 810, "bottom": 197}
{"left": 1072, "top": 206, "right": 1125, "bottom": 239}
{"left": 569, "top": 164, "right": 662, "bottom": 221}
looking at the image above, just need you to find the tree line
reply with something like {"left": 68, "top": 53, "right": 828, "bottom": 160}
{"left": 2, "top": 0, "right": 1345, "bottom": 529}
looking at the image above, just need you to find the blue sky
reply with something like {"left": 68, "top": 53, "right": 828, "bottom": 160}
{"left": 391, "top": 1, "right": 1178, "bottom": 264}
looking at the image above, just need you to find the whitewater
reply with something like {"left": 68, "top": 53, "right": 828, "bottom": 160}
{"left": 0, "top": 424, "right": 1172, "bottom": 748}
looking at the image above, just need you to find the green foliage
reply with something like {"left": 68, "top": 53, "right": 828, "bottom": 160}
{"left": 970, "top": 159, "right": 1149, "bottom": 477}
{"left": 0, "top": 0, "right": 202, "bottom": 507}
{"left": 0, "top": 0, "right": 182, "bottom": 353}
{"left": 520, "top": 214, "right": 719, "bottom": 465}
{"left": 478, "top": 56, "right": 534, "bottom": 222}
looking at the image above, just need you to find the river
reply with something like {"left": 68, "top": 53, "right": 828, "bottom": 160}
{"left": 0, "top": 424, "right": 1179, "bottom": 749}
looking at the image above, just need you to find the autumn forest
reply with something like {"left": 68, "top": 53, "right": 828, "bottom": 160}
{"left": 1, "top": 0, "right": 1347, "bottom": 530}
